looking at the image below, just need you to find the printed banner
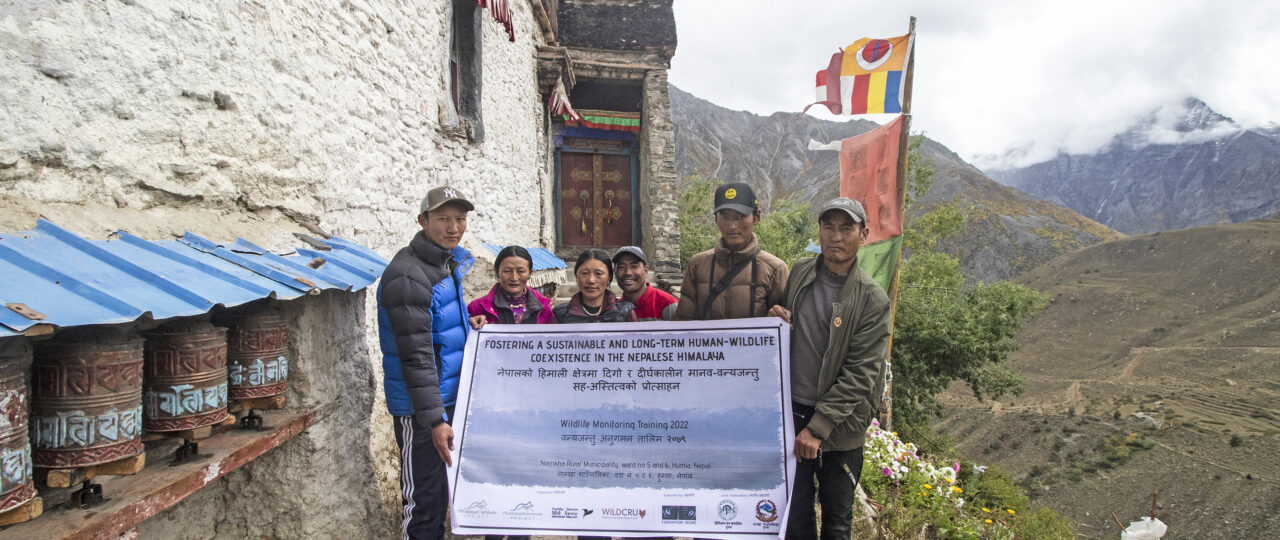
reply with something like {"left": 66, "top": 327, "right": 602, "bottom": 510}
{"left": 449, "top": 319, "right": 795, "bottom": 539}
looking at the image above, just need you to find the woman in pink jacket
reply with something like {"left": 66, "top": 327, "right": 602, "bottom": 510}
{"left": 468, "top": 246, "right": 555, "bottom": 327}
{"left": 467, "top": 246, "right": 549, "bottom": 540}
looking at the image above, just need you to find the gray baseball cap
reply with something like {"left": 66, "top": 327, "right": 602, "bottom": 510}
{"left": 817, "top": 197, "right": 867, "bottom": 224}
{"left": 420, "top": 186, "right": 475, "bottom": 214}
{"left": 612, "top": 246, "right": 648, "bottom": 265}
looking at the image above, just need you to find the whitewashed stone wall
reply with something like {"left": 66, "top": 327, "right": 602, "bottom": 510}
{"left": 1, "top": 0, "right": 552, "bottom": 535}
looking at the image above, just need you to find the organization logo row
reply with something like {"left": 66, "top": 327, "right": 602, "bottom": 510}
{"left": 459, "top": 498, "right": 781, "bottom": 525}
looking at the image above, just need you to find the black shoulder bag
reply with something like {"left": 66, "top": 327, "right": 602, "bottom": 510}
{"left": 700, "top": 250, "right": 759, "bottom": 320}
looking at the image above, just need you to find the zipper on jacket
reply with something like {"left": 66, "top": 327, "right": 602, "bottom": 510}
{"left": 450, "top": 261, "right": 467, "bottom": 330}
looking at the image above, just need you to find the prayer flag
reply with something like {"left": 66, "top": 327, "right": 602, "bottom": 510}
{"left": 857, "top": 236, "right": 901, "bottom": 292}
{"left": 840, "top": 116, "right": 905, "bottom": 244}
{"left": 563, "top": 109, "right": 641, "bottom": 132}
{"left": 810, "top": 33, "right": 913, "bottom": 115}
{"left": 811, "top": 116, "right": 906, "bottom": 291}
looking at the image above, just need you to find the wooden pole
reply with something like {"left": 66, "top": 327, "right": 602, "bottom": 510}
{"left": 879, "top": 15, "right": 915, "bottom": 432}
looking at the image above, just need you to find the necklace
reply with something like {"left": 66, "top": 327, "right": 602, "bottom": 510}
{"left": 583, "top": 303, "right": 602, "bottom": 316}
{"left": 503, "top": 290, "right": 526, "bottom": 311}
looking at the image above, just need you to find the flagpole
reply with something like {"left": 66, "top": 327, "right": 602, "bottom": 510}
{"left": 880, "top": 15, "right": 915, "bottom": 432}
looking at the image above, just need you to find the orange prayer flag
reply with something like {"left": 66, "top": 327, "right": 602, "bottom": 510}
{"left": 838, "top": 116, "right": 904, "bottom": 245}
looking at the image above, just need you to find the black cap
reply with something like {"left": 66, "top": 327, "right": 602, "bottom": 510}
{"left": 713, "top": 182, "right": 758, "bottom": 215}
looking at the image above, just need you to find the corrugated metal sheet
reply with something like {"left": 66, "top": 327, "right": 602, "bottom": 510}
{"left": 481, "top": 244, "right": 568, "bottom": 271}
{"left": 806, "top": 239, "right": 822, "bottom": 254}
{"left": 0, "top": 219, "right": 388, "bottom": 337}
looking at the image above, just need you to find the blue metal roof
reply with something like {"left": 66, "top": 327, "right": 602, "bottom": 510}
{"left": 481, "top": 244, "right": 568, "bottom": 271}
{"left": 806, "top": 239, "right": 822, "bottom": 254}
{"left": 0, "top": 219, "right": 388, "bottom": 337}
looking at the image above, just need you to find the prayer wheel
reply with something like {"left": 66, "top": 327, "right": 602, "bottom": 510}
{"left": 31, "top": 327, "right": 144, "bottom": 468}
{"left": 0, "top": 339, "right": 35, "bottom": 513}
{"left": 142, "top": 319, "right": 229, "bottom": 432}
{"left": 223, "top": 311, "right": 289, "bottom": 399}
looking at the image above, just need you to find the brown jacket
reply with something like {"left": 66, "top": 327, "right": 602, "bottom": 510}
{"left": 675, "top": 235, "right": 789, "bottom": 320}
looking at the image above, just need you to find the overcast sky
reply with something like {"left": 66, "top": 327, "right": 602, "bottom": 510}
{"left": 668, "top": 0, "right": 1280, "bottom": 169}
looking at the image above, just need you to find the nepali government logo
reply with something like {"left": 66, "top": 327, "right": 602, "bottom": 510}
{"left": 662, "top": 505, "right": 697, "bottom": 523}
{"left": 755, "top": 500, "right": 779, "bottom": 522}
{"left": 717, "top": 499, "right": 738, "bottom": 521}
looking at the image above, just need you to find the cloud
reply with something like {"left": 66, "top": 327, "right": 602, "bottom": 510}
{"left": 670, "top": 0, "right": 1280, "bottom": 170}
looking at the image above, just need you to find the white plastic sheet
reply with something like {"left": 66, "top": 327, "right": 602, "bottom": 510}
{"left": 1120, "top": 517, "right": 1168, "bottom": 539}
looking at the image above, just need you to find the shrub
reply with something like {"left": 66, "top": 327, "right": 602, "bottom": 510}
{"left": 1010, "top": 507, "right": 1075, "bottom": 539}
{"left": 963, "top": 465, "right": 1028, "bottom": 514}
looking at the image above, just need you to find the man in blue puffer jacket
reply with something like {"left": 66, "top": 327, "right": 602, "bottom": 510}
{"left": 377, "top": 186, "right": 475, "bottom": 540}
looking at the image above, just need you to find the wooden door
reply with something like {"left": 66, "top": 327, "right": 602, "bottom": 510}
{"left": 559, "top": 151, "right": 634, "bottom": 248}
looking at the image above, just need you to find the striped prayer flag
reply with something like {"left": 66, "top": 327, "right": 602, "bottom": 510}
{"left": 809, "top": 33, "right": 913, "bottom": 116}
{"left": 563, "top": 109, "right": 641, "bottom": 132}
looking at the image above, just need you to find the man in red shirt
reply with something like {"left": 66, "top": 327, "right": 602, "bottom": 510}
{"left": 613, "top": 246, "right": 677, "bottom": 321}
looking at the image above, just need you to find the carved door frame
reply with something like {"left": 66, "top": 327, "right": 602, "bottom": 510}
{"left": 553, "top": 133, "right": 640, "bottom": 252}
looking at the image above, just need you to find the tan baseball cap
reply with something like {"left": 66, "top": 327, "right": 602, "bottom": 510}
{"left": 420, "top": 186, "right": 475, "bottom": 213}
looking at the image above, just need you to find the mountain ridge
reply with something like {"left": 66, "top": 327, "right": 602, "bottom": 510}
{"left": 986, "top": 98, "right": 1280, "bottom": 235}
{"left": 670, "top": 85, "right": 1120, "bottom": 283}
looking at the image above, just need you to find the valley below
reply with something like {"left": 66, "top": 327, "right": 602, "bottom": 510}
{"left": 936, "top": 216, "right": 1280, "bottom": 539}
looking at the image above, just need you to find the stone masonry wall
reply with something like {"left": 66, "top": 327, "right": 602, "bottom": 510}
{"left": 640, "top": 69, "right": 681, "bottom": 292}
{"left": 1, "top": 0, "right": 551, "bottom": 535}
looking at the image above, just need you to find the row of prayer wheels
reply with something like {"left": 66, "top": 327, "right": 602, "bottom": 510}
{"left": 0, "top": 309, "right": 290, "bottom": 513}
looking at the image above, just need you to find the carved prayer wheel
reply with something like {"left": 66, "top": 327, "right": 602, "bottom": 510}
{"left": 30, "top": 328, "right": 144, "bottom": 468}
{"left": 223, "top": 311, "right": 289, "bottom": 399}
{"left": 0, "top": 339, "right": 35, "bottom": 513}
{"left": 142, "top": 320, "right": 229, "bottom": 432}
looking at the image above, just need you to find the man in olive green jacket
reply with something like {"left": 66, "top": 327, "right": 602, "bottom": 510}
{"left": 767, "top": 197, "right": 891, "bottom": 540}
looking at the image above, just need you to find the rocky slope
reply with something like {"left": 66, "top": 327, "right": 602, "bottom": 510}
{"left": 935, "top": 215, "right": 1280, "bottom": 539}
{"left": 671, "top": 86, "right": 1119, "bottom": 283}
{"left": 986, "top": 98, "right": 1280, "bottom": 235}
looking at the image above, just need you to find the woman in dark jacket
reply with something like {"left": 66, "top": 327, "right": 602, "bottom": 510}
{"left": 559, "top": 251, "right": 640, "bottom": 540}
{"left": 554, "top": 249, "right": 637, "bottom": 323}
{"left": 468, "top": 246, "right": 554, "bottom": 328}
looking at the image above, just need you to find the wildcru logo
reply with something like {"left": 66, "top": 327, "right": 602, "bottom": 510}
{"left": 600, "top": 508, "right": 647, "bottom": 520}
{"left": 714, "top": 499, "right": 742, "bottom": 525}
{"left": 502, "top": 501, "right": 542, "bottom": 521}
{"left": 459, "top": 500, "right": 496, "bottom": 516}
{"left": 662, "top": 505, "right": 697, "bottom": 524}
